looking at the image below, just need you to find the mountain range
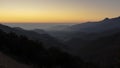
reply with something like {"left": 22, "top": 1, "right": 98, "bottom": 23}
{"left": 1, "top": 16, "right": 120, "bottom": 68}
{"left": 0, "top": 24, "right": 65, "bottom": 49}
{"left": 34, "top": 16, "right": 120, "bottom": 67}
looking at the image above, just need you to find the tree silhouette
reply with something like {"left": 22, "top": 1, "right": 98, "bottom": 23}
{"left": 0, "top": 29, "right": 88, "bottom": 68}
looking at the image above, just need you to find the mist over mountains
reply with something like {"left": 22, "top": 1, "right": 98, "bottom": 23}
{"left": 1, "top": 16, "right": 120, "bottom": 68}
{"left": 31, "top": 16, "right": 120, "bottom": 68}
{"left": 3, "top": 23, "right": 75, "bottom": 30}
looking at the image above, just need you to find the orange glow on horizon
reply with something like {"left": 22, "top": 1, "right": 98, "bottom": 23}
{"left": 0, "top": 0, "right": 120, "bottom": 23}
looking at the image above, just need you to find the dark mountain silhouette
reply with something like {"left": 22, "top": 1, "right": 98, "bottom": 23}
{"left": 36, "top": 16, "right": 120, "bottom": 68}
{"left": 63, "top": 16, "right": 120, "bottom": 68}
{"left": 65, "top": 16, "right": 120, "bottom": 46}
{"left": 0, "top": 29, "right": 98, "bottom": 68}
{"left": 47, "top": 16, "right": 120, "bottom": 41}
{"left": 66, "top": 31, "right": 120, "bottom": 67}
{"left": 0, "top": 24, "right": 65, "bottom": 49}
{"left": 1, "top": 16, "right": 120, "bottom": 68}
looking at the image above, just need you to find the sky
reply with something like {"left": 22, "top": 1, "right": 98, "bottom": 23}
{"left": 0, "top": 0, "right": 120, "bottom": 23}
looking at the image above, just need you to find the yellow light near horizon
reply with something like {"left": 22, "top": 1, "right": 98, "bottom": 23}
{"left": 0, "top": 0, "right": 120, "bottom": 23}
{"left": 0, "top": 6, "right": 118, "bottom": 23}
{"left": 0, "top": 8, "right": 84, "bottom": 23}
{"left": 0, "top": 8, "right": 111, "bottom": 23}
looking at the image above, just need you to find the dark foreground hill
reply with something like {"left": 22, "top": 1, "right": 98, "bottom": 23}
{"left": 0, "top": 29, "right": 99, "bottom": 68}
{"left": 0, "top": 52, "right": 30, "bottom": 68}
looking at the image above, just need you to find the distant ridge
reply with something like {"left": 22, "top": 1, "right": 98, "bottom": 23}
{"left": 0, "top": 24, "right": 65, "bottom": 49}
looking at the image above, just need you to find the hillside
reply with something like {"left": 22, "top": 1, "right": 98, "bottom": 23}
{"left": 0, "top": 24, "right": 65, "bottom": 49}
{"left": 0, "top": 52, "right": 31, "bottom": 68}
{"left": 0, "top": 29, "right": 89, "bottom": 68}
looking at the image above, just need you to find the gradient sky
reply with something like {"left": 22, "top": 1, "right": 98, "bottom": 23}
{"left": 0, "top": 0, "right": 120, "bottom": 23}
